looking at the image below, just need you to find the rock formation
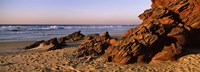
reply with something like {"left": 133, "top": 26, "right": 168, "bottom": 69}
{"left": 74, "top": 32, "right": 112, "bottom": 57}
{"left": 46, "top": 38, "right": 63, "bottom": 50}
{"left": 151, "top": 0, "right": 200, "bottom": 47}
{"left": 103, "top": 0, "right": 200, "bottom": 64}
{"left": 65, "top": 31, "right": 85, "bottom": 41}
{"left": 84, "top": 33, "right": 100, "bottom": 40}
{"left": 24, "top": 38, "right": 66, "bottom": 50}
{"left": 24, "top": 31, "right": 85, "bottom": 50}
{"left": 75, "top": 0, "right": 200, "bottom": 64}
{"left": 24, "top": 40, "right": 46, "bottom": 50}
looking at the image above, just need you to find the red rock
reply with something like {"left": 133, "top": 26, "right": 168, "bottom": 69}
{"left": 74, "top": 32, "right": 112, "bottom": 57}
{"left": 124, "top": 28, "right": 135, "bottom": 35}
{"left": 103, "top": 0, "right": 200, "bottom": 64}
{"left": 151, "top": 0, "right": 200, "bottom": 44}
{"left": 73, "top": 0, "right": 200, "bottom": 64}
{"left": 152, "top": 43, "right": 181, "bottom": 61}
{"left": 109, "top": 39, "right": 117, "bottom": 45}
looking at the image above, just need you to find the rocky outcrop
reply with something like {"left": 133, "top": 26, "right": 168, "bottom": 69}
{"left": 74, "top": 32, "right": 112, "bottom": 57}
{"left": 104, "top": 23, "right": 187, "bottom": 64}
{"left": 84, "top": 33, "right": 100, "bottom": 40}
{"left": 24, "top": 40, "right": 46, "bottom": 50}
{"left": 102, "top": 0, "right": 200, "bottom": 64}
{"left": 151, "top": 0, "right": 200, "bottom": 47}
{"left": 24, "top": 38, "right": 66, "bottom": 50}
{"left": 46, "top": 38, "right": 63, "bottom": 50}
{"left": 24, "top": 31, "right": 85, "bottom": 51}
{"left": 65, "top": 31, "right": 85, "bottom": 41}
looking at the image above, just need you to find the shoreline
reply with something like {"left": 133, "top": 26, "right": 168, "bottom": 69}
{"left": 0, "top": 33, "right": 125, "bottom": 42}
{"left": 0, "top": 24, "right": 137, "bottom": 26}
{"left": 0, "top": 34, "right": 199, "bottom": 71}
{"left": 0, "top": 41, "right": 36, "bottom": 56}
{"left": 0, "top": 33, "right": 124, "bottom": 56}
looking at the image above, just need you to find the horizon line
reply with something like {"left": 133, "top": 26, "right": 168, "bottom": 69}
{"left": 0, "top": 23, "right": 140, "bottom": 25}
{"left": 0, "top": 24, "right": 139, "bottom": 26}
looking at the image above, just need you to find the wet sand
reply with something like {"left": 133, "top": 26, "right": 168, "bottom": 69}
{"left": 0, "top": 34, "right": 200, "bottom": 72}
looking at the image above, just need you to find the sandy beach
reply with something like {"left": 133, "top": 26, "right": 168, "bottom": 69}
{"left": 0, "top": 34, "right": 199, "bottom": 72}
{"left": 1, "top": 0, "right": 200, "bottom": 71}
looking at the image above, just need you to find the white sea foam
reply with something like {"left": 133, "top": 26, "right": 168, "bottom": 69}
{"left": 0, "top": 25, "right": 136, "bottom": 42}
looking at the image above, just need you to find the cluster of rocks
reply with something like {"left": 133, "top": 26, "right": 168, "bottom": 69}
{"left": 74, "top": 32, "right": 112, "bottom": 57}
{"left": 64, "top": 31, "right": 85, "bottom": 41}
{"left": 74, "top": 0, "right": 200, "bottom": 64}
{"left": 24, "top": 31, "right": 99, "bottom": 50}
{"left": 24, "top": 38, "right": 66, "bottom": 50}
{"left": 24, "top": 0, "right": 200, "bottom": 64}
{"left": 63, "top": 31, "right": 101, "bottom": 41}
{"left": 84, "top": 33, "right": 100, "bottom": 40}
{"left": 151, "top": 0, "right": 200, "bottom": 47}
{"left": 103, "top": 4, "right": 192, "bottom": 64}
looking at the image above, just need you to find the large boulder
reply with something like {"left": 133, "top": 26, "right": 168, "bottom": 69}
{"left": 103, "top": 0, "right": 200, "bottom": 64}
{"left": 74, "top": 32, "right": 112, "bottom": 57}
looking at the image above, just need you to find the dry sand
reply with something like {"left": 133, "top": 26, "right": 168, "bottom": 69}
{"left": 0, "top": 35, "right": 200, "bottom": 72}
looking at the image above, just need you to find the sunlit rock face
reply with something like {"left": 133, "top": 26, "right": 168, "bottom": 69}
{"left": 74, "top": 32, "right": 112, "bottom": 57}
{"left": 103, "top": 0, "right": 200, "bottom": 64}
{"left": 152, "top": 0, "right": 200, "bottom": 47}
{"left": 74, "top": 0, "right": 200, "bottom": 64}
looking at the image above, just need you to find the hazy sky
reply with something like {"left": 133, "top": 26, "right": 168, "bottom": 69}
{"left": 0, "top": 0, "right": 151, "bottom": 24}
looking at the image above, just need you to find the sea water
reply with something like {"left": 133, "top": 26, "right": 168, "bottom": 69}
{"left": 0, "top": 24, "right": 136, "bottom": 42}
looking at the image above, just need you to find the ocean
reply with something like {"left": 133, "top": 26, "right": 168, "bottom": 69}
{"left": 0, "top": 24, "right": 136, "bottom": 42}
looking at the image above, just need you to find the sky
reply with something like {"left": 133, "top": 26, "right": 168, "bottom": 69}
{"left": 0, "top": 0, "right": 151, "bottom": 25}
